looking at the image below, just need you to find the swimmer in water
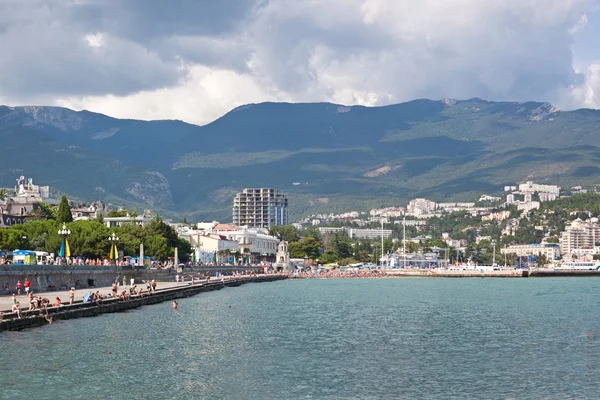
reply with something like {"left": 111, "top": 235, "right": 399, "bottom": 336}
{"left": 172, "top": 301, "right": 178, "bottom": 309}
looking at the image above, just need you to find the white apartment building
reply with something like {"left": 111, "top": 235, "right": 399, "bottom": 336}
{"left": 518, "top": 181, "right": 561, "bottom": 196}
{"left": 539, "top": 192, "right": 558, "bottom": 202}
{"left": 317, "top": 227, "right": 392, "bottom": 239}
{"left": 560, "top": 218, "right": 600, "bottom": 256}
{"left": 232, "top": 188, "right": 288, "bottom": 229}
{"left": 408, "top": 198, "right": 438, "bottom": 215}
{"left": 482, "top": 210, "right": 511, "bottom": 222}
{"left": 348, "top": 228, "right": 392, "bottom": 240}
{"left": 517, "top": 201, "right": 540, "bottom": 213}
{"left": 318, "top": 227, "right": 346, "bottom": 235}
{"left": 500, "top": 243, "right": 560, "bottom": 261}
{"left": 104, "top": 215, "right": 153, "bottom": 228}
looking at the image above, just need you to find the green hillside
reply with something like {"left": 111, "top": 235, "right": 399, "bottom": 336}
{"left": 1, "top": 98, "right": 600, "bottom": 220}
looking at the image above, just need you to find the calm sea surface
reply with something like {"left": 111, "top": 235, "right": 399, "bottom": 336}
{"left": 3, "top": 278, "right": 600, "bottom": 399}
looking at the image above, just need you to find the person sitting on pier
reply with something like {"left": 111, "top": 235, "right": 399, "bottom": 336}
{"left": 53, "top": 297, "right": 62, "bottom": 307}
{"left": 11, "top": 302, "right": 22, "bottom": 319}
{"left": 119, "top": 290, "right": 129, "bottom": 302}
{"left": 151, "top": 280, "right": 157, "bottom": 292}
{"left": 92, "top": 291, "right": 103, "bottom": 304}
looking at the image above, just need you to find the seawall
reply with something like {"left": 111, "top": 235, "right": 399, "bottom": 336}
{"left": 0, "top": 274, "right": 287, "bottom": 332}
{"left": 0, "top": 264, "right": 262, "bottom": 293}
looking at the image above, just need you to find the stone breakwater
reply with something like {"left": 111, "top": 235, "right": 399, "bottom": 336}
{"left": 0, "top": 274, "right": 287, "bottom": 332}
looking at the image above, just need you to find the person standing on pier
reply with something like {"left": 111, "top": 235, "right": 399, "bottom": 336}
{"left": 130, "top": 277, "right": 135, "bottom": 288}
{"left": 151, "top": 280, "right": 156, "bottom": 292}
{"left": 24, "top": 278, "right": 31, "bottom": 294}
{"left": 69, "top": 287, "right": 75, "bottom": 305}
{"left": 16, "top": 280, "right": 22, "bottom": 295}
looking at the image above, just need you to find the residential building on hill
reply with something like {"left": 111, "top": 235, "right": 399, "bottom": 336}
{"left": 500, "top": 243, "right": 560, "bottom": 261}
{"left": 559, "top": 218, "right": 600, "bottom": 257}
{"left": 518, "top": 181, "right": 560, "bottom": 196}
{"left": 104, "top": 214, "right": 153, "bottom": 228}
{"left": 232, "top": 188, "right": 288, "bottom": 229}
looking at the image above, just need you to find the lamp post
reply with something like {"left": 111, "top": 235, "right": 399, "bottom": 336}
{"left": 108, "top": 232, "right": 119, "bottom": 267}
{"left": 380, "top": 218, "right": 384, "bottom": 267}
{"left": 491, "top": 240, "right": 497, "bottom": 266}
{"left": 57, "top": 224, "right": 71, "bottom": 264}
{"left": 403, "top": 217, "right": 406, "bottom": 268}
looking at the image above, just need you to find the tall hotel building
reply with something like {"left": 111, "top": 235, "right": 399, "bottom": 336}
{"left": 232, "top": 188, "right": 289, "bottom": 228}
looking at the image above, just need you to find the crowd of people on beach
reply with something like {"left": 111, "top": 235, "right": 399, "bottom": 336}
{"left": 292, "top": 267, "right": 385, "bottom": 279}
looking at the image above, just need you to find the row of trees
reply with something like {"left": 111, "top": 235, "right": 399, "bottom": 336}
{"left": 1, "top": 196, "right": 190, "bottom": 262}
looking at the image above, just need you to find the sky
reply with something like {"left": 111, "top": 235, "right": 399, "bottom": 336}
{"left": 1, "top": 0, "right": 600, "bottom": 125}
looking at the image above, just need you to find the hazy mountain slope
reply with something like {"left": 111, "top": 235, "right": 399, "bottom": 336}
{"left": 1, "top": 98, "right": 600, "bottom": 220}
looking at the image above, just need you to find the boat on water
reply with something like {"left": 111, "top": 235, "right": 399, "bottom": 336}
{"left": 554, "top": 261, "right": 600, "bottom": 271}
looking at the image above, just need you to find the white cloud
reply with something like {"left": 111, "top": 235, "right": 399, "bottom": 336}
{"left": 56, "top": 66, "right": 288, "bottom": 124}
{"left": 1, "top": 0, "right": 600, "bottom": 124}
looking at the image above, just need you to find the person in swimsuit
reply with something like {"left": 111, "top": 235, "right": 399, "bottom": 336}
{"left": 69, "top": 288, "right": 75, "bottom": 305}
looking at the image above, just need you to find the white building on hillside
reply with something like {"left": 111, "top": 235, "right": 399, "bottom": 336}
{"left": 559, "top": 218, "right": 600, "bottom": 257}
{"left": 408, "top": 198, "right": 437, "bottom": 215}
{"left": 500, "top": 243, "right": 560, "bottom": 261}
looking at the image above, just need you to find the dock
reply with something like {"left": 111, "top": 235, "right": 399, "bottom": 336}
{"left": 0, "top": 274, "right": 287, "bottom": 332}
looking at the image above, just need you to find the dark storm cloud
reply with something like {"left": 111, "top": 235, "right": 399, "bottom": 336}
{"left": 0, "top": 0, "right": 262, "bottom": 98}
{"left": 0, "top": 0, "right": 599, "bottom": 120}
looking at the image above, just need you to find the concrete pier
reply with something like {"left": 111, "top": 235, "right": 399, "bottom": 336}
{"left": 0, "top": 264, "right": 262, "bottom": 293}
{"left": 0, "top": 274, "right": 287, "bottom": 332}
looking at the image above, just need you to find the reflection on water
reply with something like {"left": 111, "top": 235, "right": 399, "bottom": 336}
{"left": 3, "top": 278, "right": 600, "bottom": 399}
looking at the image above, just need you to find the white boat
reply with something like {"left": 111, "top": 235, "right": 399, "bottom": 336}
{"left": 554, "top": 261, "right": 600, "bottom": 271}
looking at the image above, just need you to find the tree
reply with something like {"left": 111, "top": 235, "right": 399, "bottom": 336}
{"left": 268, "top": 225, "right": 299, "bottom": 243}
{"left": 0, "top": 188, "right": 7, "bottom": 201}
{"left": 107, "top": 210, "right": 128, "bottom": 218}
{"left": 37, "top": 202, "right": 57, "bottom": 220}
{"left": 145, "top": 235, "right": 169, "bottom": 261}
{"left": 56, "top": 195, "right": 73, "bottom": 223}
{"left": 289, "top": 236, "right": 321, "bottom": 259}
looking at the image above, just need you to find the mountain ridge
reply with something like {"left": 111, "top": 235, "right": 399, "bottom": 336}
{"left": 2, "top": 98, "right": 600, "bottom": 220}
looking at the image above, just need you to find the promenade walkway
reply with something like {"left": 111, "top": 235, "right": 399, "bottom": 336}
{"left": 0, "top": 275, "right": 246, "bottom": 312}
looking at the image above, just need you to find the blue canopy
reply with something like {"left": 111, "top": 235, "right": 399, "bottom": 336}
{"left": 12, "top": 250, "right": 36, "bottom": 256}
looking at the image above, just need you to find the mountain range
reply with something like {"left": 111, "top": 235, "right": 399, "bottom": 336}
{"left": 1, "top": 98, "right": 600, "bottom": 221}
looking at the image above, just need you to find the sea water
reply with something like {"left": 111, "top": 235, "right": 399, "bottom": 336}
{"left": 2, "top": 278, "right": 600, "bottom": 399}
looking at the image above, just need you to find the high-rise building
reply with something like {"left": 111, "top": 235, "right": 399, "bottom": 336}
{"left": 232, "top": 188, "right": 289, "bottom": 228}
{"left": 559, "top": 218, "right": 600, "bottom": 256}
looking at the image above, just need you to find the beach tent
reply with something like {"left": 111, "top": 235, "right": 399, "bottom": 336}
{"left": 12, "top": 250, "right": 37, "bottom": 265}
